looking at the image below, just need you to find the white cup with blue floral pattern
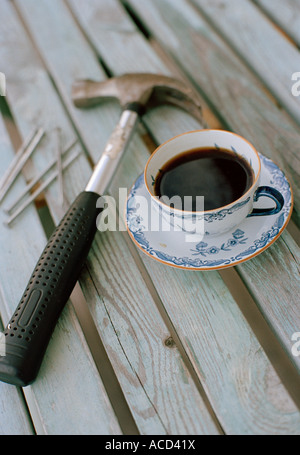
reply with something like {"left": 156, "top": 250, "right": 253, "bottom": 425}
{"left": 144, "top": 130, "right": 284, "bottom": 236}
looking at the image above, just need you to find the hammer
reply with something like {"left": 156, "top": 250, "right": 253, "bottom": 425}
{"left": 0, "top": 73, "right": 203, "bottom": 387}
{"left": 72, "top": 73, "right": 203, "bottom": 195}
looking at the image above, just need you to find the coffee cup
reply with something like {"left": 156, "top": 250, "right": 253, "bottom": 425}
{"left": 144, "top": 129, "right": 284, "bottom": 237}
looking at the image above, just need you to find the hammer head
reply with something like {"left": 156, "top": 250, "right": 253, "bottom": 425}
{"left": 72, "top": 73, "right": 203, "bottom": 123}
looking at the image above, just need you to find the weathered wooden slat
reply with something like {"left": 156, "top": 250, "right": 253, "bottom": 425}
{"left": 0, "top": 0, "right": 122, "bottom": 435}
{"left": 79, "top": 222, "right": 220, "bottom": 435}
{"left": 0, "top": 117, "right": 35, "bottom": 436}
{"left": 19, "top": 0, "right": 300, "bottom": 434}
{"left": 10, "top": 0, "right": 219, "bottom": 435}
{"left": 192, "top": 0, "right": 300, "bottom": 124}
{"left": 127, "top": 0, "right": 300, "bottom": 229}
{"left": 0, "top": 379, "right": 33, "bottom": 435}
{"left": 143, "top": 256, "right": 300, "bottom": 435}
{"left": 253, "top": 0, "right": 300, "bottom": 47}
{"left": 126, "top": 0, "right": 300, "bottom": 373}
{"left": 238, "top": 231, "right": 300, "bottom": 373}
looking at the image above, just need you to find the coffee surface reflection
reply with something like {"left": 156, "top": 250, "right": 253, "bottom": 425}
{"left": 154, "top": 147, "right": 254, "bottom": 211}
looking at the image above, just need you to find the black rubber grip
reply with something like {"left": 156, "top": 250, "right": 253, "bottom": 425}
{"left": 0, "top": 191, "right": 102, "bottom": 387}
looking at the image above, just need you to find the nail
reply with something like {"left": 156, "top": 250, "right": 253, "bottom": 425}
{"left": 4, "top": 148, "right": 82, "bottom": 226}
{"left": 0, "top": 128, "right": 45, "bottom": 203}
{"left": 4, "top": 139, "right": 77, "bottom": 214}
{"left": 0, "top": 127, "right": 38, "bottom": 191}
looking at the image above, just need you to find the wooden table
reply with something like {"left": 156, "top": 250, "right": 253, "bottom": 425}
{"left": 0, "top": 0, "right": 299, "bottom": 435}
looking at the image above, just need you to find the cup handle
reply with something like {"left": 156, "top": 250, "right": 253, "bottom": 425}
{"left": 247, "top": 186, "right": 284, "bottom": 217}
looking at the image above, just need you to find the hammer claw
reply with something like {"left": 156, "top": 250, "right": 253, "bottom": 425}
{"left": 147, "top": 86, "right": 203, "bottom": 123}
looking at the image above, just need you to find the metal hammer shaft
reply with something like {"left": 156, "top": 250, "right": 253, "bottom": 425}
{"left": 85, "top": 109, "right": 139, "bottom": 195}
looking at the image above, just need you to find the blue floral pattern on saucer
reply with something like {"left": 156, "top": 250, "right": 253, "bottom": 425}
{"left": 191, "top": 228, "right": 248, "bottom": 257}
{"left": 126, "top": 154, "right": 292, "bottom": 270}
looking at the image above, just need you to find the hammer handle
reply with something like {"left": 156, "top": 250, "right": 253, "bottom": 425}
{"left": 85, "top": 109, "right": 139, "bottom": 195}
{"left": 0, "top": 191, "right": 102, "bottom": 386}
{"left": 0, "top": 107, "right": 140, "bottom": 387}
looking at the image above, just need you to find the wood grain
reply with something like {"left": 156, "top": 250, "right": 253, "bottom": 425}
{"left": 0, "top": 117, "right": 35, "bottom": 436}
{"left": 254, "top": 0, "right": 300, "bottom": 47}
{"left": 80, "top": 220, "right": 219, "bottom": 434}
{"left": 0, "top": 382, "right": 33, "bottom": 435}
{"left": 237, "top": 231, "right": 300, "bottom": 373}
{"left": 142, "top": 256, "right": 300, "bottom": 434}
{"left": 18, "top": 0, "right": 300, "bottom": 434}
{"left": 192, "top": 0, "right": 300, "bottom": 124}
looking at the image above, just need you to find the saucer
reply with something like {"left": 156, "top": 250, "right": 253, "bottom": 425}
{"left": 125, "top": 154, "right": 293, "bottom": 270}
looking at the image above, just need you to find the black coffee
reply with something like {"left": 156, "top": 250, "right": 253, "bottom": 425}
{"left": 154, "top": 147, "right": 254, "bottom": 211}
